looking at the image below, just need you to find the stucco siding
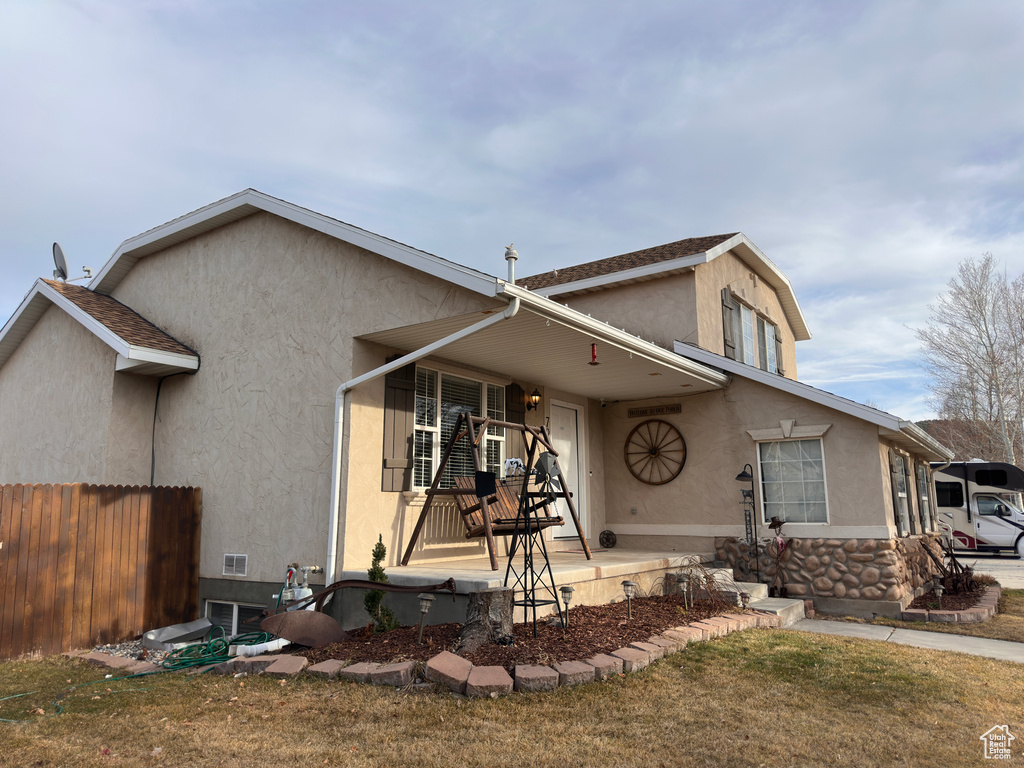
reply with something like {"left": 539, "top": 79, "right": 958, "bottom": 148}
{"left": 694, "top": 250, "right": 798, "bottom": 379}
{"left": 106, "top": 212, "right": 499, "bottom": 584}
{"left": 598, "top": 376, "right": 892, "bottom": 545}
{"left": 552, "top": 271, "right": 699, "bottom": 351}
{"left": 0, "top": 305, "right": 124, "bottom": 483}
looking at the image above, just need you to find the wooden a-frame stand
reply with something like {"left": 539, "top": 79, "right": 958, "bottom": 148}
{"left": 400, "top": 412, "right": 593, "bottom": 570}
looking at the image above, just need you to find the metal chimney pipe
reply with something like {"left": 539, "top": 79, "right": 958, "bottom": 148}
{"left": 505, "top": 243, "right": 518, "bottom": 284}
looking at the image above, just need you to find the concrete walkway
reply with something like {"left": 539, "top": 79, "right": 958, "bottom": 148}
{"left": 790, "top": 618, "right": 1024, "bottom": 664}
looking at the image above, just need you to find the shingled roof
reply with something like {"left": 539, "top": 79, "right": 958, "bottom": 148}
{"left": 41, "top": 280, "right": 196, "bottom": 357}
{"left": 519, "top": 233, "right": 739, "bottom": 291}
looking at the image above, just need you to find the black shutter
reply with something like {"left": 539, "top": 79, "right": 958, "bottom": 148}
{"left": 382, "top": 361, "right": 416, "bottom": 492}
{"left": 889, "top": 449, "right": 907, "bottom": 536}
{"left": 721, "top": 288, "right": 739, "bottom": 360}
{"left": 506, "top": 382, "right": 526, "bottom": 425}
{"left": 774, "top": 324, "right": 784, "bottom": 376}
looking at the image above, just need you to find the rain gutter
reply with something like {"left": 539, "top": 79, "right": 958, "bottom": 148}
{"left": 325, "top": 297, "right": 521, "bottom": 584}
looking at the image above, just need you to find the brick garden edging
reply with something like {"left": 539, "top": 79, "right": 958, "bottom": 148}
{"left": 69, "top": 610, "right": 782, "bottom": 698}
{"left": 900, "top": 585, "right": 1002, "bottom": 624}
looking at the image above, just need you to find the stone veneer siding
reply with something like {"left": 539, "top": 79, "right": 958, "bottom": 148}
{"left": 715, "top": 535, "right": 944, "bottom": 606}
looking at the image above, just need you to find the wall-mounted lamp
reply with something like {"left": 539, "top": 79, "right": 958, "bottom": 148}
{"left": 526, "top": 388, "right": 542, "bottom": 411}
{"left": 736, "top": 464, "right": 761, "bottom": 584}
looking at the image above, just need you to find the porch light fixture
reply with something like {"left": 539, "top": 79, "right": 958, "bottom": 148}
{"left": 416, "top": 593, "right": 435, "bottom": 645}
{"left": 736, "top": 464, "right": 761, "bottom": 585}
{"left": 622, "top": 580, "right": 637, "bottom": 620}
{"left": 526, "top": 388, "right": 541, "bottom": 411}
{"left": 559, "top": 585, "right": 575, "bottom": 628}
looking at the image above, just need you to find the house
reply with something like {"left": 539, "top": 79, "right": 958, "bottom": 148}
{"left": 0, "top": 189, "right": 952, "bottom": 627}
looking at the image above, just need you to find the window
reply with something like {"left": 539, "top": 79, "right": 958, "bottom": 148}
{"left": 975, "top": 469, "right": 1009, "bottom": 487}
{"left": 977, "top": 495, "right": 1007, "bottom": 516}
{"left": 889, "top": 451, "right": 912, "bottom": 536}
{"left": 413, "top": 368, "right": 505, "bottom": 489}
{"left": 205, "top": 600, "right": 264, "bottom": 637}
{"left": 915, "top": 464, "right": 934, "bottom": 533}
{"left": 758, "top": 439, "right": 828, "bottom": 523}
{"left": 936, "top": 481, "right": 965, "bottom": 508}
{"left": 722, "top": 289, "right": 782, "bottom": 374}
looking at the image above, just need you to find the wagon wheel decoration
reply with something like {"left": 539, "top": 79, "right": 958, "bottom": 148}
{"left": 624, "top": 419, "right": 686, "bottom": 485}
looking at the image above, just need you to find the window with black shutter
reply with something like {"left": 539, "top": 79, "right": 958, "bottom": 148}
{"left": 381, "top": 361, "right": 416, "bottom": 492}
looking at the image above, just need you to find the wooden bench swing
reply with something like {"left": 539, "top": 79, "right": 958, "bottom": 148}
{"left": 400, "top": 411, "right": 593, "bottom": 570}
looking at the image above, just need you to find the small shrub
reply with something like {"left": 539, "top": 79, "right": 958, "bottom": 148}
{"left": 364, "top": 534, "right": 399, "bottom": 633}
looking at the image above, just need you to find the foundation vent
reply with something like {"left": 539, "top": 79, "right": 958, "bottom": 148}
{"left": 222, "top": 554, "right": 248, "bottom": 577}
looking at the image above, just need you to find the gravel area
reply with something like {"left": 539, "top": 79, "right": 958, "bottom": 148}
{"left": 91, "top": 639, "right": 170, "bottom": 664}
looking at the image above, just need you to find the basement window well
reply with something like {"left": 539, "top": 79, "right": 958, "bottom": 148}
{"left": 206, "top": 601, "right": 264, "bottom": 637}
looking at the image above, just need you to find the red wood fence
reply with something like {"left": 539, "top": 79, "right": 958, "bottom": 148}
{"left": 0, "top": 483, "right": 201, "bottom": 660}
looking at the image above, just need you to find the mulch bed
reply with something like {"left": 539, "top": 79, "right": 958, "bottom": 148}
{"left": 907, "top": 588, "right": 983, "bottom": 612}
{"left": 299, "top": 594, "right": 731, "bottom": 672}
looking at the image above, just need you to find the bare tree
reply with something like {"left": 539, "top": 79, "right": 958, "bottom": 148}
{"left": 917, "top": 254, "right": 1023, "bottom": 464}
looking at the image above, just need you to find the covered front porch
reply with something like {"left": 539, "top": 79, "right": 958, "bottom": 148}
{"left": 336, "top": 547, "right": 715, "bottom": 629}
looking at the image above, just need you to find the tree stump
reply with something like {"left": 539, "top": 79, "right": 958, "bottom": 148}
{"left": 456, "top": 587, "right": 513, "bottom": 653}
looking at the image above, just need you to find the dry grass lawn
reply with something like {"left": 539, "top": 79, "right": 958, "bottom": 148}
{"left": 2, "top": 628, "right": 1022, "bottom": 767}
{"left": 869, "top": 588, "right": 1024, "bottom": 642}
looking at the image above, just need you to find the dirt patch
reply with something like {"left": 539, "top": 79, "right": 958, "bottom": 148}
{"left": 300, "top": 594, "right": 731, "bottom": 672}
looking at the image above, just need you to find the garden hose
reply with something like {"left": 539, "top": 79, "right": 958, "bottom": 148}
{"left": 160, "top": 627, "right": 277, "bottom": 671}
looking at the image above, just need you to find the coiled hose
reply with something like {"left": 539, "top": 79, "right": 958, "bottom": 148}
{"left": 160, "top": 626, "right": 277, "bottom": 671}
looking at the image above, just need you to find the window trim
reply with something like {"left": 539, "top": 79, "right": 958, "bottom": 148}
{"left": 755, "top": 437, "right": 830, "bottom": 525}
{"left": 722, "top": 288, "right": 782, "bottom": 374}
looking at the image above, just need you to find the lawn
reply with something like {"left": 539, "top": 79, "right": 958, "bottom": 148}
{"left": 869, "top": 588, "right": 1024, "bottom": 642}
{"left": 2, "top": 628, "right": 1021, "bottom": 767}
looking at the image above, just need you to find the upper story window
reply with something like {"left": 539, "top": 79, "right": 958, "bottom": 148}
{"left": 722, "top": 289, "right": 783, "bottom": 374}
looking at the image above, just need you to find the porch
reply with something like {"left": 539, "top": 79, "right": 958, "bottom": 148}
{"left": 336, "top": 547, "right": 716, "bottom": 629}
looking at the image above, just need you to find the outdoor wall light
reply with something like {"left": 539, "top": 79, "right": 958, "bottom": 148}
{"left": 417, "top": 593, "right": 435, "bottom": 645}
{"left": 526, "top": 388, "right": 542, "bottom": 411}
{"left": 622, "top": 580, "right": 637, "bottom": 620}
{"left": 559, "top": 585, "right": 575, "bottom": 628}
{"left": 736, "top": 464, "right": 761, "bottom": 584}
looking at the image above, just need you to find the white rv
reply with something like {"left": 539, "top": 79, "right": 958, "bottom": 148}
{"left": 932, "top": 461, "right": 1024, "bottom": 558}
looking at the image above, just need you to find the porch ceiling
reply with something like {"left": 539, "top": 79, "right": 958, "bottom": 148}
{"left": 358, "top": 303, "right": 728, "bottom": 401}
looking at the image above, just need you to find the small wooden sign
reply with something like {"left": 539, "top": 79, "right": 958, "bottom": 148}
{"left": 627, "top": 404, "right": 682, "bottom": 418}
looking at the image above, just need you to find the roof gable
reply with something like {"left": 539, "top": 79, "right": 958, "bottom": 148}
{"left": 0, "top": 280, "right": 199, "bottom": 376}
{"left": 521, "top": 232, "right": 811, "bottom": 342}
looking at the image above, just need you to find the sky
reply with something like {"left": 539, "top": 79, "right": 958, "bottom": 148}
{"left": 2, "top": 0, "right": 1023, "bottom": 421}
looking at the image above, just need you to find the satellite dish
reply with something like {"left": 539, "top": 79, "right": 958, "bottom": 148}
{"left": 52, "top": 242, "right": 68, "bottom": 282}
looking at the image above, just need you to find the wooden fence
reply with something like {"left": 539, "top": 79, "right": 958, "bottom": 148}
{"left": 0, "top": 483, "right": 201, "bottom": 660}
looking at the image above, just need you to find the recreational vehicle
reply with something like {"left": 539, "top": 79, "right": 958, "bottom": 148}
{"left": 932, "top": 461, "right": 1024, "bottom": 558}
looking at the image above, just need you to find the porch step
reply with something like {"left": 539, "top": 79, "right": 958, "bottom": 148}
{"left": 747, "top": 597, "right": 806, "bottom": 627}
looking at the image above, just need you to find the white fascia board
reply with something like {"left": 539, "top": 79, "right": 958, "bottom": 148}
{"left": 531, "top": 253, "right": 708, "bottom": 297}
{"left": 90, "top": 189, "right": 499, "bottom": 298}
{"left": 499, "top": 283, "right": 730, "bottom": 388}
{"left": 0, "top": 281, "right": 50, "bottom": 369}
{"left": 727, "top": 236, "right": 811, "bottom": 341}
{"left": 115, "top": 347, "right": 200, "bottom": 372}
{"left": 674, "top": 341, "right": 905, "bottom": 429}
{"left": 675, "top": 341, "right": 953, "bottom": 459}
{"left": 34, "top": 281, "right": 133, "bottom": 358}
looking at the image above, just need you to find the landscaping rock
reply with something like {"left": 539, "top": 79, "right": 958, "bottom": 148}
{"left": 425, "top": 651, "right": 473, "bottom": 694}
{"left": 371, "top": 661, "right": 416, "bottom": 687}
{"left": 553, "top": 660, "right": 595, "bottom": 687}
{"left": 628, "top": 641, "right": 663, "bottom": 661}
{"left": 307, "top": 659, "right": 348, "bottom": 679}
{"left": 514, "top": 665, "right": 559, "bottom": 692}
{"left": 265, "top": 655, "right": 308, "bottom": 678}
{"left": 610, "top": 647, "right": 649, "bottom": 673}
{"left": 584, "top": 654, "right": 623, "bottom": 680}
{"left": 338, "top": 662, "right": 381, "bottom": 683}
{"left": 466, "top": 666, "right": 514, "bottom": 697}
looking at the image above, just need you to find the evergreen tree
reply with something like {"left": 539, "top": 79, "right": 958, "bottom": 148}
{"left": 364, "top": 534, "right": 398, "bottom": 633}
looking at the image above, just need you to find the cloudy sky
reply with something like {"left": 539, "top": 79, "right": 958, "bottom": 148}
{"left": 2, "top": 0, "right": 1022, "bottom": 420}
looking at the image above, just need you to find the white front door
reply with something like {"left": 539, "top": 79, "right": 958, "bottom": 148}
{"left": 550, "top": 402, "right": 585, "bottom": 540}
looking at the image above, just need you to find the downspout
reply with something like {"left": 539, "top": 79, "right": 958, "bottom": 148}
{"left": 325, "top": 297, "right": 521, "bottom": 584}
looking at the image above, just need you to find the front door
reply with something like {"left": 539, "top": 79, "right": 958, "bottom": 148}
{"left": 550, "top": 402, "right": 585, "bottom": 540}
